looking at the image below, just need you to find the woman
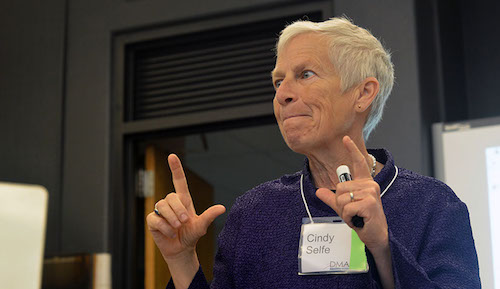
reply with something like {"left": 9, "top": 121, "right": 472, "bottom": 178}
{"left": 147, "top": 17, "right": 480, "bottom": 289}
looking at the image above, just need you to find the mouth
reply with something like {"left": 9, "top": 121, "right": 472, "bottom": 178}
{"left": 283, "top": 114, "right": 309, "bottom": 121}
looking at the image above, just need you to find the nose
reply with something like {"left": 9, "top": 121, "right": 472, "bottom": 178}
{"left": 274, "top": 78, "right": 297, "bottom": 106}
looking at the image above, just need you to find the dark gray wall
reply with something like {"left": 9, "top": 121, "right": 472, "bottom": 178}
{"left": 460, "top": 1, "right": 500, "bottom": 119}
{"left": 0, "top": 0, "right": 66, "bottom": 255}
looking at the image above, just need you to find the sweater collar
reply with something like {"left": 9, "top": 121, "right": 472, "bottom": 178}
{"left": 369, "top": 148, "right": 397, "bottom": 194}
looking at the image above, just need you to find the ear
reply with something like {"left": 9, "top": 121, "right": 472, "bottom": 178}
{"left": 354, "top": 77, "right": 379, "bottom": 113}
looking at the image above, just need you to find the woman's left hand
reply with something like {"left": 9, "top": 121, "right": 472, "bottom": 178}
{"left": 316, "top": 135, "right": 389, "bottom": 254}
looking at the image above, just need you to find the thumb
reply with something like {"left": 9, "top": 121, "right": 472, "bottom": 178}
{"left": 316, "top": 188, "right": 339, "bottom": 214}
{"left": 199, "top": 204, "right": 226, "bottom": 229}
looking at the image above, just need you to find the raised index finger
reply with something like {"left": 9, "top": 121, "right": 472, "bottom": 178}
{"left": 167, "top": 154, "right": 193, "bottom": 206}
{"left": 342, "top": 135, "right": 371, "bottom": 180}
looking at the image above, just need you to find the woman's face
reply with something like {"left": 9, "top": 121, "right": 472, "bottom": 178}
{"left": 272, "top": 33, "right": 358, "bottom": 154}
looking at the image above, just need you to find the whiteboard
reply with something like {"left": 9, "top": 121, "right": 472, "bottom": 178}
{"left": 433, "top": 116, "right": 500, "bottom": 289}
{"left": 0, "top": 182, "right": 48, "bottom": 289}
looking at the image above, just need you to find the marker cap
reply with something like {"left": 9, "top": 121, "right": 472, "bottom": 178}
{"left": 337, "top": 165, "right": 351, "bottom": 177}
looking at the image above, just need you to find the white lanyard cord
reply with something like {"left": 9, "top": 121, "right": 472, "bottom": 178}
{"left": 300, "top": 165, "right": 399, "bottom": 223}
{"left": 300, "top": 174, "right": 315, "bottom": 224}
{"left": 381, "top": 166, "right": 398, "bottom": 198}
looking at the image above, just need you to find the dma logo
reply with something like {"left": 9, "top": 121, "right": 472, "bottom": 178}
{"left": 330, "top": 261, "right": 349, "bottom": 269}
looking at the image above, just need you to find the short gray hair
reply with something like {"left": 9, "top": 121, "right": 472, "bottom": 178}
{"left": 275, "top": 17, "right": 394, "bottom": 140}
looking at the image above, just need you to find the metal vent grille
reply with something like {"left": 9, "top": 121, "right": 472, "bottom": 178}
{"left": 125, "top": 12, "right": 322, "bottom": 121}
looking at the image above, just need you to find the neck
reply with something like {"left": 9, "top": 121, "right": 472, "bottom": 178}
{"left": 306, "top": 135, "right": 373, "bottom": 189}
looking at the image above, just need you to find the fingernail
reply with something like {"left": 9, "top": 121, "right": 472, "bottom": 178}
{"left": 180, "top": 214, "right": 188, "bottom": 222}
{"left": 171, "top": 233, "right": 177, "bottom": 239}
{"left": 174, "top": 220, "right": 181, "bottom": 228}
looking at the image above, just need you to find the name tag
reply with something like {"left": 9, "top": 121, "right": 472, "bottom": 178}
{"left": 298, "top": 217, "right": 368, "bottom": 275}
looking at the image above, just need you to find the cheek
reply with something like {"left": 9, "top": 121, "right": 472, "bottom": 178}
{"left": 273, "top": 98, "right": 281, "bottom": 121}
{"left": 308, "top": 88, "right": 335, "bottom": 117}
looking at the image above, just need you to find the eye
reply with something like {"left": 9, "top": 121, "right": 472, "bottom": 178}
{"left": 274, "top": 79, "right": 283, "bottom": 89}
{"left": 301, "top": 70, "right": 316, "bottom": 79}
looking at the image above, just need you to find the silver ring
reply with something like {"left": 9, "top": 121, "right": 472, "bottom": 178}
{"left": 350, "top": 192, "right": 354, "bottom": 202}
{"left": 154, "top": 203, "right": 161, "bottom": 216}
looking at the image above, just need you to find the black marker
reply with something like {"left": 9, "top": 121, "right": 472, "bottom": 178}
{"left": 336, "top": 165, "right": 365, "bottom": 228}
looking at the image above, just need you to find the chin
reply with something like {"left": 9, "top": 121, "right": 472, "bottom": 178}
{"left": 279, "top": 125, "right": 316, "bottom": 154}
{"left": 283, "top": 135, "right": 311, "bottom": 155}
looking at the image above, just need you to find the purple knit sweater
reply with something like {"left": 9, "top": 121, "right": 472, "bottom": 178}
{"left": 167, "top": 149, "right": 481, "bottom": 288}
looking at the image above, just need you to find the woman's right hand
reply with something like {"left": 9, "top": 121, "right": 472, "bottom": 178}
{"left": 146, "top": 154, "right": 226, "bottom": 286}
